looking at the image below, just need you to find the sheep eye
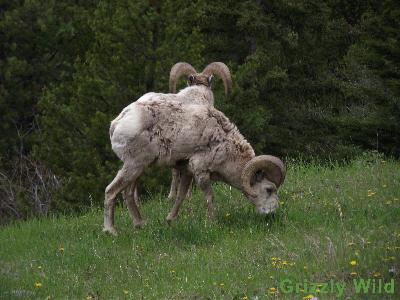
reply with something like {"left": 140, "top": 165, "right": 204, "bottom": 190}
{"left": 266, "top": 188, "right": 273, "bottom": 194}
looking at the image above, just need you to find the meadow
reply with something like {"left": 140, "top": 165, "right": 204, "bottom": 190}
{"left": 1, "top": 153, "right": 399, "bottom": 299}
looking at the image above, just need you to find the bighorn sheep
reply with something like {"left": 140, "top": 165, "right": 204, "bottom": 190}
{"left": 167, "top": 62, "right": 232, "bottom": 200}
{"left": 104, "top": 98, "right": 285, "bottom": 235}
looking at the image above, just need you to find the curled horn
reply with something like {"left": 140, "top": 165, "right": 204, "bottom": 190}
{"left": 241, "top": 155, "right": 286, "bottom": 197}
{"left": 169, "top": 62, "right": 197, "bottom": 93}
{"left": 202, "top": 62, "right": 232, "bottom": 95}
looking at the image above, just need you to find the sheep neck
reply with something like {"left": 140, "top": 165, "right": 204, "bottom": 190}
{"left": 210, "top": 115, "right": 256, "bottom": 191}
{"left": 177, "top": 85, "right": 214, "bottom": 106}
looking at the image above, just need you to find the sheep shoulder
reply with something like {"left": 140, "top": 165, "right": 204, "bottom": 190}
{"left": 207, "top": 108, "right": 255, "bottom": 160}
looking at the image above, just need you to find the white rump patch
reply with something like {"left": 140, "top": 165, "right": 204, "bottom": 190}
{"left": 110, "top": 104, "right": 144, "bottom": 160}
{"left": 112, "top": 105, "right": 143, "bottom": 140}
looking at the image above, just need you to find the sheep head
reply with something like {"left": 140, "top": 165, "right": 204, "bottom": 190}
{"left": 241, "top": 155, "right": 286, "bottom": 214}
{"left": 169, "top": 62, "right": 232, "bottom": 95}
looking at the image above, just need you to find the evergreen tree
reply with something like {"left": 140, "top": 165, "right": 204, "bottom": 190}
{"left": 1, "top": 0, "right": 398, "bottom": 218}
{"left": 37, "top": 0, "right": 207, "bottom": 210}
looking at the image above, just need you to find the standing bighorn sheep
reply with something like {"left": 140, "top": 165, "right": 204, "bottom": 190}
{"left": 104, "top": 96, "right": 285, "bottom": 235}
{"left": 167, "top": 62, "right": 232, "bottom": 200}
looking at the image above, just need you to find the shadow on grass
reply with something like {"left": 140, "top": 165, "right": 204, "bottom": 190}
{"left": 216, "top": 207, "right": 287, "bottom": 230}
{"left": 137, "top": 206, "right": 288, "bottom": 249}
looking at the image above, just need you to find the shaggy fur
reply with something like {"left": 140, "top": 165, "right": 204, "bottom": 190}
{"left": 104, "top": 97, "right": 284, "bottom": 235}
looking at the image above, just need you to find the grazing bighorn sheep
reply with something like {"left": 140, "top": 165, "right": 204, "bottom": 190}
{"left": 104, "top": 98, "right": 285, "bottom": 235}
{"left": 167, "top": 62, "right": 232, "bottom": 200}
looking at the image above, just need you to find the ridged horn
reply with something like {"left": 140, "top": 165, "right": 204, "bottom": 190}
{"left": 202, "top": 62, "right": 232, "bottom": 95}
{"left": 169, "top": 62, "right": 197, "bottom": 93}
{"left": 241, "top": 155, "right": 286, "bottom": 197}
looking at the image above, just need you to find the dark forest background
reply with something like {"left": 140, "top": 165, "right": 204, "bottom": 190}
{"left": 1, "top": 0, "right": 399, "bottom": 223}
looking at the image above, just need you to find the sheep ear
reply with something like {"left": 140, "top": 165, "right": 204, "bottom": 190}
{"left": 208, "top": 75, "right": 214, "bottom": 88}
{"left": 188, "top": 75, "right": 195, "bottom": 86}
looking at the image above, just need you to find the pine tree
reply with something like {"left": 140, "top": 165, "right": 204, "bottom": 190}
{"left": 37, "top": 0, "right": 208, "bottom": 209}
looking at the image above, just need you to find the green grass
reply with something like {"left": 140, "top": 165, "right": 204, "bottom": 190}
{"left": 1, "top": 153, "right": 399, "bottom": 299}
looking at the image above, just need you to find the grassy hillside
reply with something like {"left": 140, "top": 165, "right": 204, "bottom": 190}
{"left": 1, "top": 153, "right": 399, "bottom": 299}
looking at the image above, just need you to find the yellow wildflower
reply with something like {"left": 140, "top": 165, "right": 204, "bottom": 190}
{"left": 219, "top": 283, "right": 225, "bottom": 288}
{"left": 34, "top": 282, "right": 42, "bottom": 288}
{"left": 123, "top": 290, "right": 129, "bottom": 295}
{"left": 225, "top": 213, "right": 230, "bottom": 217}
{"left": 350, "top": 272, "right": 357, "bottom": 276}
{"left": 373, "top": 272, "right": 381, "bottom": 277}
{"left": 303, "top": 295, "right": 314, "bottom": 300}
{"left": 350, "top": 260, "right": 357, "bottom": 266}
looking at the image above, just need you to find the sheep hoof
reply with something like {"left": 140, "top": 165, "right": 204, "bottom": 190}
{"left": 103, "top": 226, "right": 118, "bottom": 236}
{"left": 166, "top": 213, "right": 176, "bottom": 224}
{"left": 133, "top": 219, "right": 147, "bottom": 229}
{"left": 207, "top": 208, "right": 216, "bottom": 219}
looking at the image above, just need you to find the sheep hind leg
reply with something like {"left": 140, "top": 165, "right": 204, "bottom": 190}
{"left": 103, "top": 165, "right": 143, "bottom": 235}
{"left": 103, "top": 170, "right": 124, "bottom": 235}
{"left": 167, "top": 168, "right": 180, "bottom": 200}
{"left": 125, "top": 183, "right": 146, "bottom": 228}
{"left": 166, "top": 172, "right": 192, "bottom": 223}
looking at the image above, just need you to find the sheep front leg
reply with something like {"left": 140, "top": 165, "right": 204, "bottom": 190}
{"left": 186, "top": 179, "right": 193, "bottom": 199}
{"left": 167, "top": 168, "right": 180, "bottom": 200}
{"left": 166, "top": 172, "right": 192, "bottom": 222}
{"left": 196, "top": 173, "right": 215, "bottom": 218}
{"left": 124, "top": 183, "right": 146, "bottom": 228}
